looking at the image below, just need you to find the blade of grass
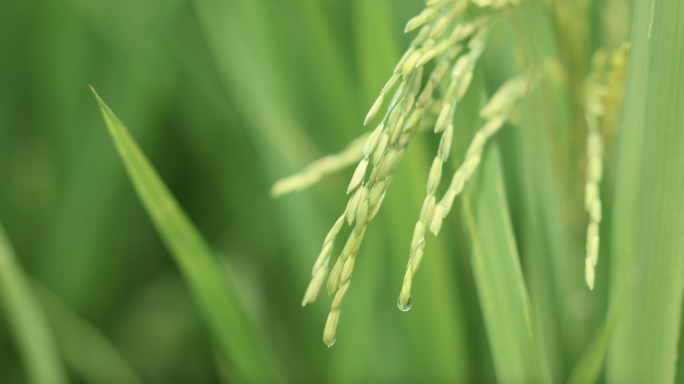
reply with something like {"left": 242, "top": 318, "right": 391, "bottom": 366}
{"left": 606, "top": 0, "right": 684, "bottom": 383}
{"left": 484, "top": 11, "right": 587, "bottom": 380}
{"left": 190, "top": 0, "right": 319, "bottom": 168}
{"left": 511, "top": 4, "right": 593, "bottom": 374}
{"left": 37, "top": 0, "right": 181, "bottom": 308}
{"left": 34, "top": 282, "right": 145, "bottom": 384}
{"left": 565, "top": 314, "right": 613, "bottom": 384}
{"left": 0, "top": 221, "right": 68, "bottom": 384}
{"left": 566, "top": 282, "right": 634, "bottom": 384}
{"left": 91, "top": 88, "right": 284, "bottom": 384}
{"left": 459, "top": 142, "right": 551, "bottom": 384}
{"left": 288, "top": 0, "right": 358, "bottom": 133}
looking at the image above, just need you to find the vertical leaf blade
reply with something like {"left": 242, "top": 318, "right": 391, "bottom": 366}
{"left": 35, "top": 283, "right": 145, "bottom": 384}
{"left": 0, "top": 221, "right": 68, "bottom": 384}
{"left": 460, "top": 143, "right": 550, "bottom": 384}
{"left": 567, "top": 283, "right": 634, "bottom": 384}
{"left": 607, "top": 0, "right": 684, "bottom": 383}
{"left": 91, "top": 88, "right": 283, "bottom": 384}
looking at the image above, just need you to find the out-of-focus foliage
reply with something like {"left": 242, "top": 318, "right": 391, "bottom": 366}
{"left": 9, "top": 0, "right": 684, "bottom": 383}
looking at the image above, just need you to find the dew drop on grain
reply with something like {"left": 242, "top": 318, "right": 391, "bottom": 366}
{"left": 397, "top": 296, "right": 412, "bottom": 312}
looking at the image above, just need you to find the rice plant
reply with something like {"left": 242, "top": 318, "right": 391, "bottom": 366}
{"left": 274, "top": 0, "right": 623, "bottom": 350}
{"left": 1, "top": 0, "right": 684, "bottom": 383}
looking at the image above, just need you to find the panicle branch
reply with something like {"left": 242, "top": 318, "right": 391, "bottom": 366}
{"left": 291, "top": 0, "right": 525, "bottom": 346}
{"left": 270, "top": 133, "right": 369, "bottom": 198}
{"left": 398, "top": 73, "right": 529, "bottom": 310}
{"left": 583, "top": 42, "right": 630, "bottom": 290}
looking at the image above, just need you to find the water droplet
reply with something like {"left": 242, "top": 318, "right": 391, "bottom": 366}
{"left": 397, "top": 295, "right": 412, "bottom": 312}
{"left": 324, "top": 337, "right": 336, "bottom": 347}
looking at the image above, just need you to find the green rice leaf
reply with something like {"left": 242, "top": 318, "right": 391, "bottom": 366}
{"left": 566, "top": 316, "right": 613, "bottom": 384}
{"left": 0, "top": 221, "right": 68, "bottom": 384}
{"left": 35, "top": 283, "right": 145, "bottom": 384}
{"left": 459, "top": 143, "right": 551, "bottom": 384}
{"left": 606, "top": 0, "right": 684, "bottom": 383}
{"left": 567, "top": 281, "right": 635, "bottom": 384}
{"left": 91, "top": 88, "right": 283, "bottom": 384}
{"left": 508, "top": 6, "right": 591, "bottom": 377}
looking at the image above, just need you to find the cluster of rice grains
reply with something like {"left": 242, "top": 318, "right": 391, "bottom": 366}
{"left": 398, "top": 73, "right": 527, "bottom": 311}
{"left": 582, "top": 42, "right": 630, "bottom": 290}
{"left": 291, "top": 0, "right": 528, "bottom": 347}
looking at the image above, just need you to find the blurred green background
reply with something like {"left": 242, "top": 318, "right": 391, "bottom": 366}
{"left": 0, "top": 0, "right": 636, "bottom": 383}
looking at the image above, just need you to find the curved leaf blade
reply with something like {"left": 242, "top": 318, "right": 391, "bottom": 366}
{"left": 35, "top": 283, "right": 145, "bottom": 384}
{"left": 0, "top": 221, "right": 68, "bottom": 384}
{"left": 91, "top": 87, "right": 283, "bottom": 384}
